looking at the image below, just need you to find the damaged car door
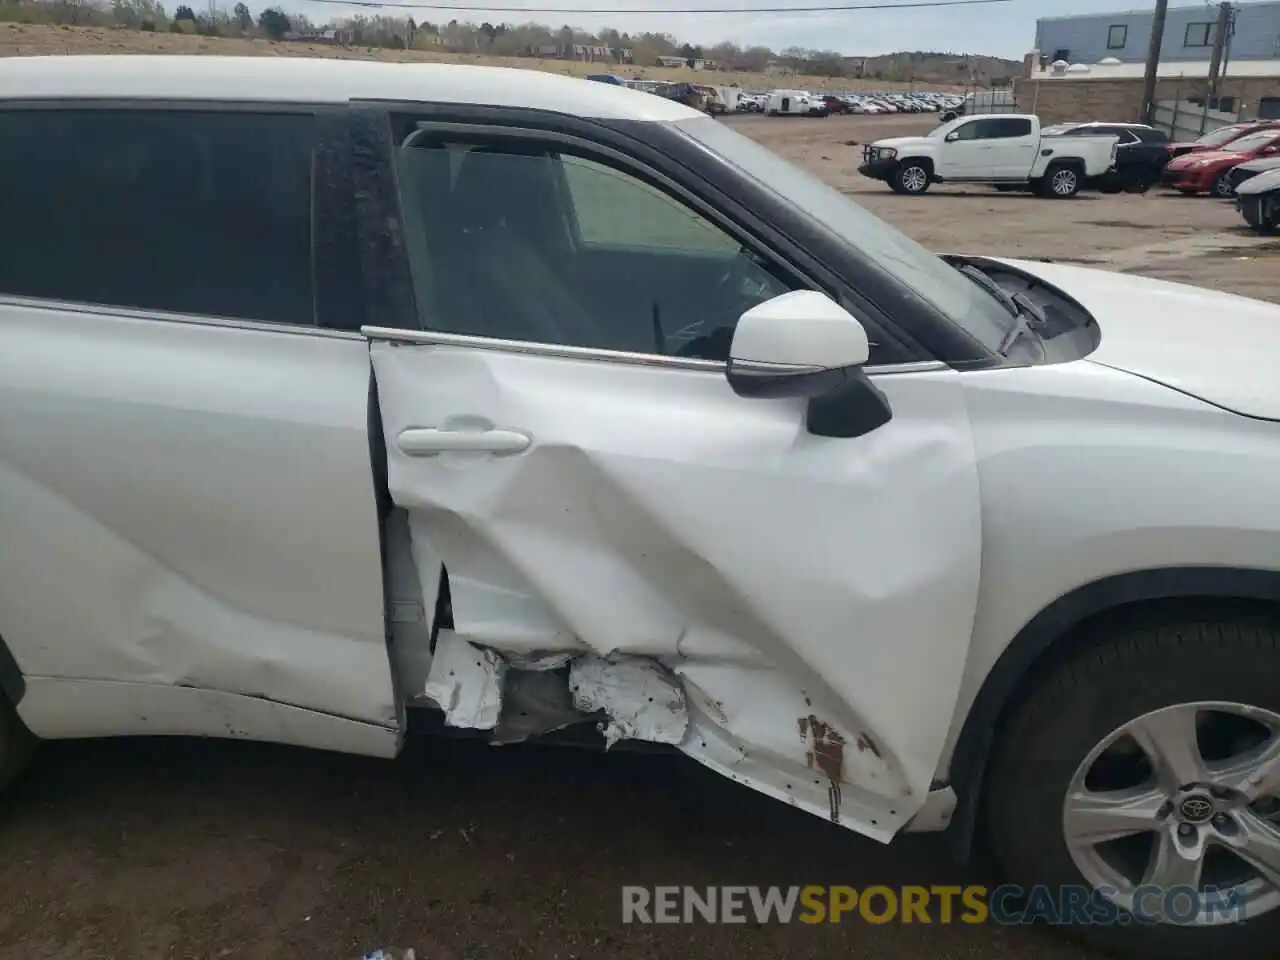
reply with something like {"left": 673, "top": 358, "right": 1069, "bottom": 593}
{"left": 362, "top": 108, "right": 983, "bottom": 840}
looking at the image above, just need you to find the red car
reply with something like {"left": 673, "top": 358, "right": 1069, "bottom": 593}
{"left": 1165, "top": 121, "right": 1280, "bottom": 159}
{"left": 1159, "top": 128, "right": 1280, "bottom": 197}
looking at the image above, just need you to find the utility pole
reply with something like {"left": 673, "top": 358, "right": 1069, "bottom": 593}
{"left": 1200, "top": 1, "right": 1232, "bottom": 132}
{"left": 1219, "top": 4, "right": 1238, "bottom": 110}
{"left": 1140, "top": 0, "right": 1170, "bottom": 124}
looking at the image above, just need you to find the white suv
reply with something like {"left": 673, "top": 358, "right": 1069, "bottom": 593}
{"left": 2, "top": 55, "right": 1280, "bottom": 958}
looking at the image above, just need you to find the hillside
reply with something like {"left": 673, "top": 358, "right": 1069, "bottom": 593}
{"left": 0, "top": 22, "right": 998, "bottom": 94}
{"left": 858, "top": 51, "right": 1023, "bottom": 85}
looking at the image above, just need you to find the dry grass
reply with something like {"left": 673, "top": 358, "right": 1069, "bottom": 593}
{"left": 0, "top": 21, "right": 969, "bottom": 92}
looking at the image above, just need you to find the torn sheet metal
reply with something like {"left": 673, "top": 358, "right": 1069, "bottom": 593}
{"left": 423, "top": 633, "right": 506, "bottom": 729}
{"left": 569, "top": 655, "right": 688, "bottom": 749}
{"left": 676, "top": 662, "right": 907, "bottom": 841}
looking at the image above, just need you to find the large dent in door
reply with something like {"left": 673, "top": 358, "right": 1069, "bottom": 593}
{"left": 372, "top": 341, "right": 981, "bottom": 841}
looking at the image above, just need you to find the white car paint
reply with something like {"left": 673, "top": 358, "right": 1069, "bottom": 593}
{"left": 1001, "top": 258, "right": 1280, "bottom": 419}
{"left": 0, "top": 55, "right": 704, "bottom": 122}
{"left": 766, "top": 90, "right": 812, "bottom": 116}
{"left": 4, "top": 55, "right": 1280, "bottom": 882}
{"left": 1238, "top": 165, "right": 1280, "bottom": 196}
{"left": 0, "top": 299, "right": 398, "bottom": 752}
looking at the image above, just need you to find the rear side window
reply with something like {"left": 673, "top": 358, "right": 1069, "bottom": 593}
{"left": 989, "top": 118, "right": 1033, "bottom": 138}
{"left": 970, "top": 118, "right": 1032, "bottom": 138}
{"left": 0, "top": 108, "right": 317, "bottom": 326}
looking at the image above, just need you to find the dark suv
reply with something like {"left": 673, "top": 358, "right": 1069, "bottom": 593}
{"left": 1049, "top": 122, "right": 1170, "bottom": 193}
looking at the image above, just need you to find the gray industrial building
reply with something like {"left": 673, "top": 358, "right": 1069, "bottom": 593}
{"left": 1035, "top": 0, "right": 1280, "bottom": 66}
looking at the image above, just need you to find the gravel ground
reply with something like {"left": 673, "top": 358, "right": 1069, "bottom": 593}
{"left": 1, "top": 110, "right": 1276, "bottom": 960}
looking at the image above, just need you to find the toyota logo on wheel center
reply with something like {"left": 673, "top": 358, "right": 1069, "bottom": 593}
{"left": 1178, "top": 796, "right": 1215, "bottom": 823}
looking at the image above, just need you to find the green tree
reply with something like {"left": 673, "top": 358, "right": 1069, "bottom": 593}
{"left": 232, "top": 2, "right": 251, "bottom": 31}
{"left": 257, "top": 5, "right": 289, "bottom": 39}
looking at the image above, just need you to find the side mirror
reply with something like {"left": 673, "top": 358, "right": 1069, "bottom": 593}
{"left": 945, "top": 131, "right": 960, "bottom": 142}
{"left": 725, "top": 290, "right": 892, "bottom": 439}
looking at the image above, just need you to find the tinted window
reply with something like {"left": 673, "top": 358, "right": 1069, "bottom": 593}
{"left": 394, "top": 139, "right": 794, "bottom": 359}
{"left": 1135, "top": 129, "right": 1170, "bottom": 143}
{"left": 0, "top": 109, "right": 317, "bottom": 325}
{"left": 969, "top": 118, "right": 1031, "bottom": 139}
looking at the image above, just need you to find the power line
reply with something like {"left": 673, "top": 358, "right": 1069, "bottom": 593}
{"left": 296, "top": 0, "right": 1014, "bottom": 14}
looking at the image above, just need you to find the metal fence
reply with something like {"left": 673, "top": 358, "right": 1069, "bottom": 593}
{"left": 1152, "top": 97, "right": 1242, "bottom": 140}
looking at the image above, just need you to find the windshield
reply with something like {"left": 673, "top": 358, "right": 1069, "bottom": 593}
{"left": 1198, "top": 125, "right": 1252, "bottom": 146}
{"left": 1221, "top": 132, "right": 1277, "bottom": 153}
{"left": 673, "top": 116, "right": 1010, "bottom": 351}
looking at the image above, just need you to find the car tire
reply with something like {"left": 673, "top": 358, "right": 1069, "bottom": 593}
{"left": 0, "top": 694, "right": 35, "bottom": 792}
{"left": 985, "top": 613, "right": 1280, "bottom": 959}
{"left": 1039, "top": 163, "right": 1081, "bottom": 199}
{"left": 1241, "top": 196, "right": 1280, "bottom": 235}
{"left": 1212, "top": 172, "right": 1236, "bottom": 199}
{"left": 890, "top": 162, "right": 930, "bottom": 195}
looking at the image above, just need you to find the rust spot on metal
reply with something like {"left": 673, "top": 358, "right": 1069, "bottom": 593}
{"left": 800, "top": 714, "right": 845, "bottom": 823}
{"left": 855, "top": 732, "right": 882, "bottom": 759}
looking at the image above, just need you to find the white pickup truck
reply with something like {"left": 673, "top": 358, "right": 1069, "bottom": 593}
{"left": 859, "top": 113, "right": 1118, "bottom": 198}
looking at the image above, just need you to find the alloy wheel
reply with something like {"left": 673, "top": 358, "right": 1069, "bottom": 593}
{"left": 901, "top": 166, "right": 928, "bottom": 192}
{"left": 1063, "top": 701, "right": 1280, "bottom": 925}
{"left": 1051, "top": 169, "right": 1078, "bottom": 196}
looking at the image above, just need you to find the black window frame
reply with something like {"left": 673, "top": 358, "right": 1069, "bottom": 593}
{"left": 349, "top": 100, "right": 991, "bottom": 367}
{"left": 1184, "top": 22, "right": 1213, "bottom": 47}
{"left": 1106, "top": 24, "right": 1128, "bottom": 49}
{"left": 0, "top": 99, "right": 362, "bottom": 333}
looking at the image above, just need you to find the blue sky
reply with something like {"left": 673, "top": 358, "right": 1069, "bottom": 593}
{"left": 277, "top": 0, "right": 1155, "bottom": 59}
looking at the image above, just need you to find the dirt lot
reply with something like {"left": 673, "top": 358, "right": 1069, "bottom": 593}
{"left": 731, "top": 112, "right": 1280, "bottom": 304}
{"left": 2, "top": 59, "right": 1279, "bottom": 960}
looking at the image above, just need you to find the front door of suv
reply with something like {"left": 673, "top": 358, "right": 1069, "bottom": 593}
{"left": 361, "top": 106, "right": 985, "bottom": 840}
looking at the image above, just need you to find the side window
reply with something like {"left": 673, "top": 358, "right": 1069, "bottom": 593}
{"left": 560, "top": 154, "right": 741, "bottom": 254}
{"left": 989, "top": 118, "right": 1033, "bottom": 138}
{"left": 393, "top": 138, "right": 796, "bottom": 360}
{"left": 0, "top": 108, "right": 316, "bottom": 326}
{"left": 950, "top": 121, "right": 982, "bottom": 141}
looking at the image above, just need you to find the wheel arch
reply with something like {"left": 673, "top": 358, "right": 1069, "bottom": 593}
{"left": 942, "top": 566, "right": 1280, "bottom": 860}
{"left": 899, "top": 155, "right": 935, "bottom": 175}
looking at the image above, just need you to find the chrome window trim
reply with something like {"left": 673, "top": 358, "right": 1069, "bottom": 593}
{"left": 0, "top": 295, "right": 365, "bottom": 340}
{"left": 360, "top": 325, "right": 946, "bottom": 375}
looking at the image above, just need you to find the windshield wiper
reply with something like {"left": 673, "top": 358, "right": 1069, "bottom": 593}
{"left": 949, "top": 259, "right": 1048, "bottom": 355}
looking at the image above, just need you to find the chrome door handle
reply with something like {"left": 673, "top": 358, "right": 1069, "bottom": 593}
{"left": 396, "top": 427, "right": 531, "bottom": 457}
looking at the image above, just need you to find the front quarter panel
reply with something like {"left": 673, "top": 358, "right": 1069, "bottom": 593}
{"left": 942, "top": 358, "right": 1280, "bottom": 773}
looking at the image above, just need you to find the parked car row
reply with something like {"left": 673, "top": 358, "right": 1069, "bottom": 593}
{"left": 734, "top": 89, "right": 965, "bottom": 117}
